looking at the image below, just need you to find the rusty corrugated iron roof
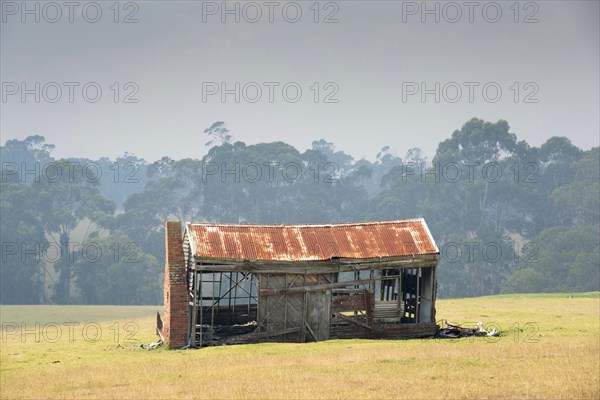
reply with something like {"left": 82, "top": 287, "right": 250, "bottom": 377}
{"left": 187, "top": 219, "right": 438, "bottom": 262}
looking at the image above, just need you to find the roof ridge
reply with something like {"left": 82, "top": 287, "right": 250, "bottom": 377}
{"left": 187, "top": 218, "right": 425, "bottom": 228}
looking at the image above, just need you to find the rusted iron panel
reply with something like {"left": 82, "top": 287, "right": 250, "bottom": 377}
{"left": 190, "top": 218, "right": 438, "bottom": 262}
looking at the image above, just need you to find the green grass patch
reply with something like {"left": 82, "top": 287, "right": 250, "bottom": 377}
{"left": 1, "top": 294, "right": 598, "bottom": 399}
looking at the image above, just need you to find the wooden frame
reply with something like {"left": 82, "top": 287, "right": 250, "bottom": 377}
{"left": 187, "top": 258, "right": 438, "bottom": 347}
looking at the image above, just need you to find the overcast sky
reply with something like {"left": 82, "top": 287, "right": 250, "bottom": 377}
{"left": 1, "top": 0, "right": 598, "bottom": 162}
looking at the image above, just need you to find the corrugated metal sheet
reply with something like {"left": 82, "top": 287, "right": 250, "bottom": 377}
{"left": 188, "top": 219, "right": 438, "bottom": 262}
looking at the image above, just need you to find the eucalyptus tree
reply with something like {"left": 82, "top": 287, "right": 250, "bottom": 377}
{"left": 0, "top": 172, "right": 46, "bottom": 303}
{"left": 30, "top": 160, "right": 114, "bottom": 304}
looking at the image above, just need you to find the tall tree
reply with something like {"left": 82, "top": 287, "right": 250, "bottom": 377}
{"left": 30, "top": 160, "right": 114, "bottom": 304}
{"left": 204, "top": 121, "right": 234, "bottom": 147}
{"left": 0, "top": 173, "right": 47, "bottom": 303}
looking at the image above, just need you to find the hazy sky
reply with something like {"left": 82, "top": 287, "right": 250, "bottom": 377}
{"left": 1, "top": 0, "right": 599, "bottom": 162}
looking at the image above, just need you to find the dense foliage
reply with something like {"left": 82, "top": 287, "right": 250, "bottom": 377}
{"left": 1, "top": 118, "right": 598, "bottom": 304}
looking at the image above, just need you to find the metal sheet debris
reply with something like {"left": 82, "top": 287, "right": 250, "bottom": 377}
{"left": 437, "top": 321, "right": 499, "bottom": 338}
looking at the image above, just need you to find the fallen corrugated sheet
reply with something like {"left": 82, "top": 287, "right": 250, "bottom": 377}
{"left": 188, "top": 218, "right": 438, "bottom": 262}
{"left": 437, "top": 321, "right": 499, "bottom": 338}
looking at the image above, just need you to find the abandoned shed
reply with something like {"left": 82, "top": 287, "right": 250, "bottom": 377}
{"left": 157, "top": 219, "right": 439, "bottom": 348}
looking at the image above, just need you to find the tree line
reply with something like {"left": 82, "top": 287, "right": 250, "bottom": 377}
{"left": 1, "top": 118, "right": 598, "bottom": 304}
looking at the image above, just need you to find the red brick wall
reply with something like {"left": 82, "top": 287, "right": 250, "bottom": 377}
{"left": 161, "top": 220, "right": 189, "bottom": 348}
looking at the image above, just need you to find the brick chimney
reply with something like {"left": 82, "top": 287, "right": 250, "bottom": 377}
{"left": 160, "top": 220, "right": 189, "bottom": 348}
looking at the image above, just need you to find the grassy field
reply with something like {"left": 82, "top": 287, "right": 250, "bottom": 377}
{"left": 1, "top": 293, "right": 598, "bottom": 399}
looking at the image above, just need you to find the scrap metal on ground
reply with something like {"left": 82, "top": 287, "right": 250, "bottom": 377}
{"left": 437, "top": 321, "right": 499, "bottom": 338}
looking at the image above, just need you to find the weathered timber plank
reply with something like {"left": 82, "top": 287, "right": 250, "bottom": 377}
{"left": 260, "top": 279, "right": 374, "bottom": 296}
{"left": 332, "top": 312, "right": 372, "bottom": 330}
{"left": 371, "top": 322, "right": 438, "bottom": 339}
{"left": 332, "top": 288, "right": 366, "bottom": 294}
{"left": 332, "top": 299, "right": 367, "bottom": 308}
{"left": 331, "top": 295, "right": 367, "bottom": 313}
{"left": 220, "top": 327, "right": 301, "bottom": 344}
{"left": 193, "top": 258, "right": 438, "bottom": 273}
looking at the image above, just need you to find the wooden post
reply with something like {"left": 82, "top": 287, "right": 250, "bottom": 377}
{"left": 198, "top": 271, "right": 203, "bottom": 348}
{"left": 364, "top": 289, "right": 372, "bottom": 339}
{"left": 228, "top": 272, "right": 233, "bottom": 327}
{"left": 284, "top": 273, "right": 288, "bottom": 331}
{"left": 415, "top": 268, "right": 420, "bottom": 323}
{"left": 301, "top": 273, "right": 307, "bottom": 342}
{"left": 190, "top": 271, "right": 198, "bottom": 347}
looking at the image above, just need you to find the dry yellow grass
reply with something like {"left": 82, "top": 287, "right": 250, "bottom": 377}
{"left": 1, "top": 293, "right": 598, "bottom": 399}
